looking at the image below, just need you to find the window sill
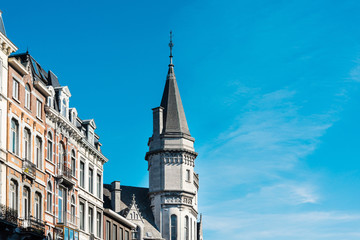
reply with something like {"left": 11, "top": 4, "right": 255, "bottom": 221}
{"left": 36, "top": 116, "right": 43, "bottom": 122}
{"left": 25, "top": 106, "right": 31, "bottom": 113}
{"left": 13, "top": 97, "right": 20, "bottom": 104}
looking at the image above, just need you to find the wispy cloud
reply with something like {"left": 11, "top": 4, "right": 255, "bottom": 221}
{"left": 197, "top": 87, "right": 354, "bottom": 239}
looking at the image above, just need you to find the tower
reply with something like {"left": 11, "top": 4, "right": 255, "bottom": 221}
{"left": 146, "top": 32, "right": 199, "bottom": 240}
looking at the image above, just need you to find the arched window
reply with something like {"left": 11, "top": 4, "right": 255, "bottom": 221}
{"left": 10, "top": 119, "right": 19, "bottom": 154}
{"left": 185, "top": 216, "right": 189, "bottom": 240}
{"left": 47, "top": 132, "right": 53, "bottom": 162}
{"left": 24, "top": 128, "right": 31, "bottom": 161}
{"left": 25, "top": 84, "right": 31, "bottom": 109}
{"left": 9, "top": 180, "right": 18, "bottom": 211}
{"left": 62, "top": 99, "right": 67, "bottom": 117}
{"left": 171, "top": 214, "right": 177, "bottom": 240}
{"left": 23, "top": 187, "right": 30, "bottom": 220}
{"left": 190, "top": 218, "right": 192, "bottom": 240}
{"left": 35, "top": 192, "right": 42, "bottom": 220}
{"left": 71, "top": 150, "right": 76, "bottom": 176}
{"left": 47, "top": 181, "right": 52, "bottom": 212}
{"left": 71, "top": 195, "right": 76, "bottom": 223}
{"left": 35, "top": 137, "right": 42, "bottom": 169}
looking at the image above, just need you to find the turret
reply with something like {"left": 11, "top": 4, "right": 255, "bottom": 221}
{"left": 146, "top": 32, "right": 199, "bottom": 240}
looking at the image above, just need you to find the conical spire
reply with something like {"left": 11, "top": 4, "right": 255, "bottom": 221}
{"left": 160, "top": 32, "right": 191, "bottom": 136}
{"left": 0, "top": 10, "right": 7, "bottom": 36}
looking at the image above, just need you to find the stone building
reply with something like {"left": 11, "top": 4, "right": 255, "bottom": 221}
{"left": 104, "top": 34, "right": 203, "bottom": 240}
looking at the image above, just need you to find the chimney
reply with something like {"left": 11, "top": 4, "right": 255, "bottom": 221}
{"left": 152, "top": 107, "right": 164, "bottom": 137}
{"left": 111, "top": 181, "right": 121, "bottom": 213}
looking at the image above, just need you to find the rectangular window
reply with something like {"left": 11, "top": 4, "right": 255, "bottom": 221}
{"left": 186, "top": 169, "right": 190, "bottom": 182}
{"left": 80, "top": 161, "right": 85, "bottom": 188}
{"left": 125, "top": 230, "right": 129, "bottom": 240}
{"left": 36, "top": 100, "right": 42, "bottom": 118}
{"left": 97, "top": 212, "right": 101, "bottom": 237}
{"left": 113, "top": 224, "right": 117, "bottom": 240}
{"left": 10, "top": 119, "right": 19, "bottom": 154}
{"left": 106, "top": 221, "right": 111, "bottom": 240}
{"left": 89, "top": 207, "right": 93, "bottom": 233}
{"left": 80, "top": 202, "right": 85, "bottom": 230}
{"left": 119, "top": 228, "right": 123, "bottom": 240}
{"left": 58, "top": 188, "right": 63, "bottom": 222}
{"left": 97, "top": 174, "right": 101, "bottom": 199}
{"left": 89, "top": 168, "right": 93, "bottom": 193}
{"left": 12, "top": 79, "right": 19, "bottom": 100}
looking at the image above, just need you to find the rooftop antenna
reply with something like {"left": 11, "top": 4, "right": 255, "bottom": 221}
{"left": 169, "top": 30, "right": 174, "bottom": 65}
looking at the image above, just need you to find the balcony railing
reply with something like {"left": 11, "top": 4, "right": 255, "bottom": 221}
{"left": 56, "top": 210, "right": 78, "bottom": 229}
{"left": 22, "top": 159, "right": 36, "bottom": 179}
{"left": 57, "top": 164, "right": 75, "bottom": 188}
{"left": 0, "top": 204, "right": 18, "bottom": 225}
{"left": 18, "top": 216, "right": 45, "bottom": 235}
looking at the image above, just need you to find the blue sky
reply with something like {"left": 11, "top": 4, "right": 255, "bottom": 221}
{"left": 3, "top": 0, "right": 360, "bottom": 239}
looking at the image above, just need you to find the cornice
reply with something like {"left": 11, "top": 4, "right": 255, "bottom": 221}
{"left": 145, "top": 148, "right": 198, "bottom": 160}
{"left": 0, "top": 31, "right": 17, "bottom": 56}
{"left": 45, "top": 105, "right": 82, "bottom": 141}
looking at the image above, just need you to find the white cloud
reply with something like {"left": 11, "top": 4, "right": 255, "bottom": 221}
{"left": 196, "top": 88, "right": 349, "bottom": 239}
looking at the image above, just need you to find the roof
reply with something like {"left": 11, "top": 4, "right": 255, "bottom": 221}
{"left": 103, "top": 184, "right": 163, "bottom": 239}
{"left": 160, "top": 63, "right": 191, "bottom": 136}
{"left": 0, "top": 11, "right": 6, "bottom": 36}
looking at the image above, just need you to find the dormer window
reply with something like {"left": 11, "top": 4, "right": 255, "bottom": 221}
{"left": 61, "top": 99, "right": 67, "bottom": 117}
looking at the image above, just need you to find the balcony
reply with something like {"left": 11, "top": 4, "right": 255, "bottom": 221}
{"left": 0, "top": 204, "right": 18, "bottom": 226}
{"left": 18, "top": 216, "right": 45, "bottom": 236}
{"left": 22, "top": 159, "right": 36, "bottom": 180}
{"left": 56, "top": 211, "right": 78, "bottom": 229}
{"left": 56, "top": 164, "right": 75, "bottom": 188}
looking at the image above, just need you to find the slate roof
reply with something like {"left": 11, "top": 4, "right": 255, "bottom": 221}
{"left": 103, "top": 184, "right": 162, "bottom": 239}
{"left": 0, "top": 11, "right": 6, "bottom": 36}
{"left": 160, "top": 63, "right": 191, "bottom": 136}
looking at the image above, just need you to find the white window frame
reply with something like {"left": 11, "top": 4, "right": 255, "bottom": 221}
{"left": 25, "top": 84, "right": 31, "bottom": 109}
{"left": 36, "top": 99, "right": 42, "bottom": 118}
{"left": 12, "top": 78, "right": 19, "bottom": 100}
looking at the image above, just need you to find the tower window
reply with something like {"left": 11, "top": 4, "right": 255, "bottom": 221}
{"left": 171, "top": 214, "right": 177, "bottom": 240}
{"left": 185, "top": 216, "right": 189, "bottom": 240}
{"left": 186, "top": 169, "right": 190, "bottom": 182}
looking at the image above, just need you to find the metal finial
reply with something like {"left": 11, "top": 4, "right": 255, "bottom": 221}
{"left": 169, "top": 31, "right": 174, "bottom": 65}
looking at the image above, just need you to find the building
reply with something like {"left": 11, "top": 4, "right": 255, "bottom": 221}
{"left": 7, "top": 50, "right": 49, "bottom": 239}
{"left": 0, "top": 10, "right": 18, "bottom": 240}
{"left": 103, "top": 182, "right": 136, "bottom": 240}
{"left": 104, "top": 33, "right": 203, "bottom": 240}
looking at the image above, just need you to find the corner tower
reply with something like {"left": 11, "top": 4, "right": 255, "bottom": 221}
{"left": 146, "top": 32, "right": 199, "bottom": 240}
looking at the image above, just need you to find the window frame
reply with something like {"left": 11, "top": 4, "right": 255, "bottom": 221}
{"left": 47, "top": 181, "right": 52, "bottom": 213}
{"left": 36, "top": 99, "right": 42, "bottom": 119}
{"left": 35, "top": 136, "right": 42, "bottom": 169}
{"left": 12, "top": 78, "right": 19, "bottom": 100}
{"left": 80, "top": 161, "right": 85, "bottom": 188}
{"left": 25, "top": 84, "right": 31, "bottom": 109}
{"left": 71, "top": 150, "right": 76, "bottom": 177}
{"left": 79, "top": 202, "right": 85, "bottom": 231}
{"left": 47, "top": 132, "right": 53, "bottom": 162}
{"left": 10, "top": 119, "right": 19, "bottom": 155}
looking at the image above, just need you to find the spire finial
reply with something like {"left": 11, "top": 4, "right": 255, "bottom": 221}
{"left": 169, "top": 30, "right": 174, "bottom": 65}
